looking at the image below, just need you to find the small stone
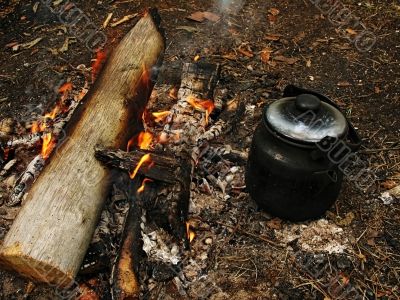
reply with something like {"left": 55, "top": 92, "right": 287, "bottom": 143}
{"left": 205, "top": 238, "right": 213, "bottom": 245}
{"left": 225, "top": 174, "right": 234, "bottom": 183}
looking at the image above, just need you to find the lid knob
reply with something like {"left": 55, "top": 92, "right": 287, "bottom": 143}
{"left": 295, "top": 94, "right": 321, "bottom": 112}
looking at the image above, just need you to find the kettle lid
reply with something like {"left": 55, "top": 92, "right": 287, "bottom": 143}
{"left": 265, "top": 94, "right": 348, "bottom": 144}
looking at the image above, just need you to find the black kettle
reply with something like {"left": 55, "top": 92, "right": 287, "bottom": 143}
{"left": 245, "top": 85, "right": 361, "bottom": 221}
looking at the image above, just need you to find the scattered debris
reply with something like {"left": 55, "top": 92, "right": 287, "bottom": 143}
{"left": 110, "top": 13, "right": 138, "bottom": 27}
{"left": 102, "top": 12, "right": 113, "bottom": 29}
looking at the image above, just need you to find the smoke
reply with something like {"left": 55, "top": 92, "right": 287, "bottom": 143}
{"left": 215, "top": 0, "right": 245, "bottom": 15}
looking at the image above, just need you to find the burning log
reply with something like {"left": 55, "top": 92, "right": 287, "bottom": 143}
{"left": 0, "top": 11, "right": 165, "bottom": 286}
{"left": 94, "top": 146, "right": 181, "bottom": 184}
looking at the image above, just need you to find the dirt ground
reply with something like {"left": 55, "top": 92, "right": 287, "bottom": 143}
{"left": 0, "top": 0, "right": 399, "bottom": 299}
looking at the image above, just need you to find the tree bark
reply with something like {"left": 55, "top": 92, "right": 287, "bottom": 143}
{"left": 0, "top": 12, "right": 164, "bottom": 287}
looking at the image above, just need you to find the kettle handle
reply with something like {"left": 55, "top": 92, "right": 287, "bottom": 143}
{"left": 283, "top": 85, "right": 362, "bottom": 151}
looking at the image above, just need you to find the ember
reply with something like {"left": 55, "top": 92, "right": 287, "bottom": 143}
{"left": 91, "top": 50, "right": 107, "bottom": 82}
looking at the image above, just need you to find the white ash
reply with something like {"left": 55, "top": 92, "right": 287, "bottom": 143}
{"left": 379, "top": 192, "right": 395, "bottom": 205}
{"left": 275, "top": 219, "right": 350, "bottom": 254}
{"left": 141, "top": 214, "right": 181, "bottom": 265}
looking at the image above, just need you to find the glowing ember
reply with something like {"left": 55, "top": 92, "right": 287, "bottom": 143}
{"left": 194, "top": 55, "right": 200, "bottom": 62}
{"left": 91, "top": 50, "right": 107, "bottom": 82}
{"left": 30, "top": 121, "right": 47, "bottom": 134}
{"left": 137, "top": 178, "right": 153, "bottom": 193}
{"left": 138, "top": 132, "right": 153, "bottom": 150}
{"left": 41, "top": 133, "right": 55, "bottom": 159}
{"left": 186, "top": 222, "right": 196, "bottom": 243}
{"left": 129, "top": 153, "right": 152, "bottom": 180}
{"left": 186, "top": 96, "right": 215, "bottom": 125}
{"left": 152, "top": 111, "right": 170, "bottom": 123}
{"left": 58, "top": 82, "right": 73, "bottom": 94}
{"left": 169, "top": 87, "right": 178, "bottom": 100}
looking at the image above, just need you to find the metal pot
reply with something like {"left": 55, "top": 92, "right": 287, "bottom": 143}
{"left": 245, "top": 85, "right": 361, "bottom": 221}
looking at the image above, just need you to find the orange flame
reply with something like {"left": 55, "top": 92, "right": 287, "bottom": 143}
{"left": 187, "top": 96, "right": 215, "bottom": 125}
{"left": 91, "top": 50, "right": 107, "bottom": 82}
{"left": 129, "top": 153, "right": 152, "bottom": 180}
{"left": 44, "top": 105, "right": 61, "bottom": 120}
{"left": 186, "top": 222, "right": 196, "bottom": 243}
{"left": 138, "top": 132, "right": 153, "bottom": 150}
{"left": 152, "top": 111, "right": 170, "bottom": 123}
{"left": 137, "top": 178, "right": 153, "bottom": 193}
{"left": 169, "top": 87, "right": 178, "bottom": 100}
{"left": 41, "top": 133, "right": 55, "bottom": 159}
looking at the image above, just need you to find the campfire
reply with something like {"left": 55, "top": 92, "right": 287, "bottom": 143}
{"left": 2, "top": 2, "right": 397, "bottom": 300}
{"left": 0, "top": 9, "right": 247, "bottom": 299}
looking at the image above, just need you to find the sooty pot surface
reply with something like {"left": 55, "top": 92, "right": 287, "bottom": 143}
{"left": 245, "top": 85, "right": 361, "bottom": 221}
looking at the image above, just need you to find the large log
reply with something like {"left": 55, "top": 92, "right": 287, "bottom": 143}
{"left": 0, "top": 11, "right": 165, "bottom": 286}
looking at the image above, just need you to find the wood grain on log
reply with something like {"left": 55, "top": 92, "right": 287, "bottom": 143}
{"left": 0, "top": 12, "right": 164, "bottom": 286}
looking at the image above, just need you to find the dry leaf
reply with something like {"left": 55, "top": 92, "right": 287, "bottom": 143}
{"left": 237, "top": 47, "right": 254, "bottom": 58}
{"left": 176, "top": 26, "right": 199, "bottom": 33}
{"left": 187, "top": 11, "right": 220, "bottom": 23}
{"left": 268, "top": 8, "right": 280, "bottom": 16}
{"left": 228, "top": 28, "right": 240, "bottom": 36}
{"left": 346, "top": 28, "right": 357, "bottom": 35}
{"left": 203, "top": 11, "right": 220, "bottom": 22}
{"left": 306, "top": 59, "right": 312, "bottom": 67}
{"left": 336, "top": 212, "right": 355, "bottom": 226}
{"left": 260, "top": 48, "right": 272, "bottom": 63}
{"left": 268, "top": 14, "right": 278, "bottom": 24}
{"left": 381, "top": 180, "right": 397, "bottom": 190}
{"left": 337, "top": 81, "right": 352, "bottom": 87}
{"left": 265, "top": 34, "right": 281, "bottom": 41}
{"left": 273, "top": 55, "right": 299, "bottom": 65}
{"left": 374, "top": 86, "right": 381, "bottom": 94}
{"left": 222, "top": 53, "right": 237, "bottom": 60}
{"left": 187, "top": 11, "right": 205, "bottom": 22}
{"left": 266, "top": 218, "right": 282, "bottom": 230}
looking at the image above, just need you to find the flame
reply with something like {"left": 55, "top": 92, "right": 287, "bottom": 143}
{"left": 91, "top": 49, "right": 107, "bottom": 82}
{"left": 194, "top": 55, "right": 200, "bottom": 62}
{"left": 186, "top": 222, "right": 196, "bottom": 243}
{"left": 169, "top": 87, "right": 178, "bottom": 100}
{"left": 186, "top": 96, "right": 215, "bottom": 125}
{"left": 137, "top": 178, "right": 153, "bottom": 193}
{"left": 41, "top": 133, "right": 55, "bottom": 159}
{"left": 129, "top": 153, "right": 152, "bottom": 180}
{"left": 152, "top": 111, "right": 170, "bottom": 123}
{"left": 44, "top": 105, "right": 61, "bottom": 120}
{"left": 138, "top": 132, "right": 153, "bottom": 150}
